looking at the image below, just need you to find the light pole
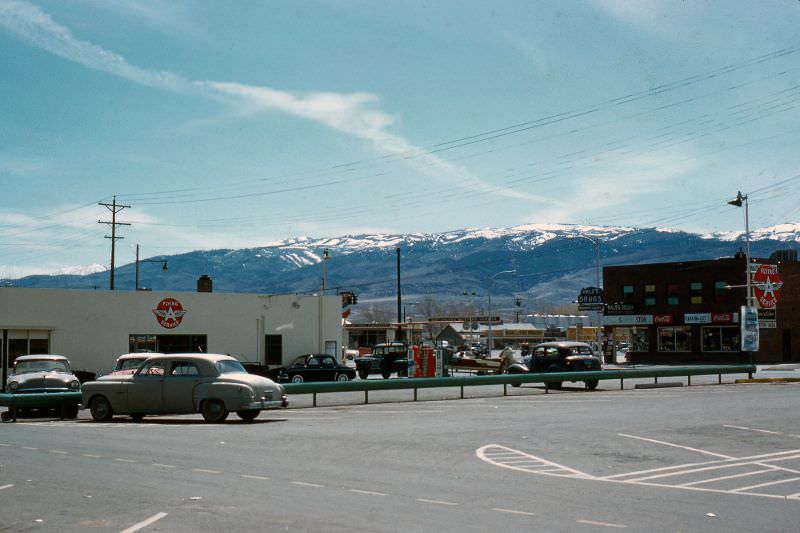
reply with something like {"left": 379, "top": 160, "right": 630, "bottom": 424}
{"left": 487, "top": 270, "right": 515, "bottom": 356}
{"left": 572, "top": 235, "right": 603, "bottom": 350}
{"left": 135, "top": 244, "right": 168, "bottom": 291}
{"left": 727, "top": 191, "right": 754, "bottom": 373}
{"left": 318, "top": 248, "right": 329, "bottom": 353}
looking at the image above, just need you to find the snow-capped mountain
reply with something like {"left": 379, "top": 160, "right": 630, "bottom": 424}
{"left": 5, "top": 223, "right": 799, "bottom": 311}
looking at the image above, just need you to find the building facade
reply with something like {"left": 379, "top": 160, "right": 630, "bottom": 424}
{"left": 0, "top": 287, "right": 343, "bottom": 387}
{"left": 602, "top": 251, "right": 799, "bottom": 364}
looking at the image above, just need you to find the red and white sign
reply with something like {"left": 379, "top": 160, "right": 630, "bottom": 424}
{"left": 152, "top": 298, "right": 186, "bottom": 329}
{"left": 653, "top": 314, "right": 673, "bottom": 325}
{"left": 712, "top": 312, "right": 735, "bottom": 324}
{"left": 752, "top": 264, "right": 782, "bottom": 309}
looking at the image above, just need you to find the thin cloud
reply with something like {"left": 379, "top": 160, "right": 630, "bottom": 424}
{"left": 0, "top": 0, "right": 539, "bottom": 202}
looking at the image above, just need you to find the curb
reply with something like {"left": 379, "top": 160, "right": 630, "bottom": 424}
{"left": 735, "top": 378, "right": 800, "bottom": 384}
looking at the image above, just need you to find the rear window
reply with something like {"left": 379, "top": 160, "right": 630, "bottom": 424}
{"left": 570, "top": 345, "right": 594, "bottom": 355}
{"left": 216, "top": 360, "right": 247, "bottom": 374}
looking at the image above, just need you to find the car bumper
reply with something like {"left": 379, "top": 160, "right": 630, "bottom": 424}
{"left": 241, "top": 395, "right": 289, "bottom": 410}
{"left": 0, "top": 391, "right": 83, "bottom": 409}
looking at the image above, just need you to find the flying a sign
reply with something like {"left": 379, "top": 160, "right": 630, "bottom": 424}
{"left": 752, "top": 264, "right": 782, "bottom": 309}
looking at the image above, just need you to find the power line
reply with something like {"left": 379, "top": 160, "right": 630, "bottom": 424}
{"left": 98, "top": 196, "right": 131, "bottom": 290}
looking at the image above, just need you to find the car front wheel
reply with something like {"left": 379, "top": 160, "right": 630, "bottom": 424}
{"left": 291, "top": 374, "right": 304, "bottom": 383}
{"left": 586, "top": 380, "right": 599, "bottom": 390}
{"left": 201, "top": 399, "right": 229, "bottom": 423}
{"left": 90, "top": 396, "right": 114, "bottom": 422}
{"left": 336, "top": 373, "right": 350, "bottom": 382}
{"left": 62, "top": 404, "right": 79, "bottom": 419}
{"left": 358, "top": 369, "right": 368, "bottom": 380}
{"left": 237, "top": 409, "right": 259, "bottom": 422}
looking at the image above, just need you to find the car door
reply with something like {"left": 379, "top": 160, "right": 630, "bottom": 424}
{"left": 320, "top": 356, "right": 338, "bottom": 381}
{"left": 304, "top": 356, "right": 324, "bottom": 381}
{"left": 129, "top": 359, "right": 166, "bottom": 412}
{"left": 163, "top": 359, "right": 203, "bottom": 413}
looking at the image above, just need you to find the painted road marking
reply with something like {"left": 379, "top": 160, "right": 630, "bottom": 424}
{"left": 0, "top": 484, "right": 13, "bottom": 491}
{"left": 115, "top": 458, "right": 136, "bottom": 463}
{"left": 81, "top": 454, "right": 102, "bottom": 458}
{"left": 193, "top": 468, "right": 222, "bottom": 474}
{"left": 22, "top": 447, "right": 38, "bottom": 450}
{"left": 241, "top": 474, "right": 270, "bottom": 481}
{"left": 491, "top": 508, "right": 536, "bottom": 516}
{"left": 0, "top": 443, "right": 9, "bottom": 447}
{"left": 479, "top": 442, "right": 800, "bottom": 502}
{"left": 119, "top": 512, "right": 168, "bottom": 533}
{"left": 349, "top": 489, "right": 387, "bottom": 496}
{"left": 477, "top": 444, "right": 594, "bottom": 479}
{"left": 416, "top": 498, "right": 458, "bottom": 506}
{"left": 152, "top": 464, "right": 176, "bottom": 469}
{"left": 291, "top": 481, "right": 324, "bottom": 488}
{"left": 617, "top": 433, "right": 733, "bottom": 459}
{"left": 49, "top": 450, "right": 68, "bottom": 454}
{"left": 724, "top": 424, "right": 782, "bottom": 435}
{"left": 577, "top": 519, "right": 627, "bottom": 528}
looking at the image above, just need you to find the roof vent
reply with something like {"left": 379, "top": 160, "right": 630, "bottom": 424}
{"left": 197, "top": 275, "right": 213, "bottom": 293}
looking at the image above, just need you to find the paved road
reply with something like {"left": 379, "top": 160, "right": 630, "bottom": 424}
{"left": 1, "top": 380, "right": 799, "bottom": 532}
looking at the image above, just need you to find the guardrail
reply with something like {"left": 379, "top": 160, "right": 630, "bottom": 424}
{"left": 283, "top": 365, "right": 756, "bottom": 406}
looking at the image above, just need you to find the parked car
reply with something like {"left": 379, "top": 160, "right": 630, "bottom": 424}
{"left": 110, "top": 352, "right": 161, "bottom": 375}
{"left": 0, "top": 354, "right": 82, "bottom": 421}
{"left": 81, "top": 353, "right": 288, "bottom": 423}
{"left": 354, "top": 342, "right": 409, "bottom": 379}
{"left": 277, "top": 354, "right": 356, "bottom": 383}
{"left": 506, "top": 341, "right": 603, "bottom": 389}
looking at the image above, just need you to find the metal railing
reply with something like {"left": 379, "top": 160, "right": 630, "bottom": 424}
{"left": 283, "top": 365, "right": 756, "bottom": 407}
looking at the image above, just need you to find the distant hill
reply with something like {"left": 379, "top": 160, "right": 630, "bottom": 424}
{"left": 5, "top": 223, "right": 799, "bottom": 316}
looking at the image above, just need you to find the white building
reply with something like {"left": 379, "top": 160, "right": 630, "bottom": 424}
{"left": 0, "top": 287, "right": 342, "bottom": 383}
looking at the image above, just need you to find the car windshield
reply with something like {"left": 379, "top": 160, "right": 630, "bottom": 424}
{"left": 116, "top": 358, "right": 147, "bottom": 371}
{"left": 13, "top": 359, "right": 69, "bottom": 374}
{"left": 216, "top": 360, "right": 247, "bottom": 374}
{"left": 570, "top": 345, "right": 595, "bottom": 356}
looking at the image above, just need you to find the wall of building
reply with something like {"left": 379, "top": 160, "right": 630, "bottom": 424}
{"left": 0, "top": 288, "right": 342, "bottom": 375}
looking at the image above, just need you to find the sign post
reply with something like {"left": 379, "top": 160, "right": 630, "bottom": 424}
{"left": 741, "top": 305, "right": 759, "bottom": 353}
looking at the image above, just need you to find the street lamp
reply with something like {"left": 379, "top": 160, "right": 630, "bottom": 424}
{"left": 571, "top": 235, "right": 603, "bottom": 350}
{"left": 727, "top": 191, "right": 754, "bottom": 373}
{"left": 318, "top": 248, "right": 329, "bottom": 353}
{"left": 487, "top": 270, "right": 515, "bottom": 356}
{"left": 135, "top": 244, "right": 168, "bottom": 291}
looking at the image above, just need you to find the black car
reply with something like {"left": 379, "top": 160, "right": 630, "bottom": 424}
{"left": 277, "top": 354, "right": 356, "bottom": 383}
{"left": 354, "top": 342, "right": 409, "bottom": 379}
{"left": 507, "top": 341, "right": 602, "bottom": 389}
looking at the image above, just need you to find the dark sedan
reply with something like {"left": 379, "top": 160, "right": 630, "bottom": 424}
{"left": 278, "top": 354, "right": 356, "bottom": 383}
{"left": 507, "top": 341, "right": 602, "bottom": 389}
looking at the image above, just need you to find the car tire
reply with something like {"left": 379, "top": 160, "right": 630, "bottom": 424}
{"left": 237, "top": 409, "right": 259, "bottom": 422}
{"left": 358, "top": 369, "right": 369, "bottom": 380}
{"left": 1, "top": 410, "right": 13, "bottom": 422}
{"left": 336, "top": 373, "right": 350, "bottom": 382}
{"left": 201, "top": 399, "right": 229, "bottom": 423}
{"left": 291, "top": 374, "right": 304, "bottom": 383}
{"left": 63, "top": 404, "right": 79, "bottom": 419}
{"left": 586, "top": 380, "right": 599, "bottom": 390}
{"left": 381, "top": 370, "right": 391, "bottom": 379}
{"left": 130, "top": 413, "right": 145, "bottom": 422}
{"left": 90, "top": 396, "right": 114, "bottom": 422}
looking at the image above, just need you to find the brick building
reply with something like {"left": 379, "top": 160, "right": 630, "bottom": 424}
{"left": 602, "top": 250, "right": 800, "bottom": 364}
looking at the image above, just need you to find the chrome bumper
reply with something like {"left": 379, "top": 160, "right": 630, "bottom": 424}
{"left": 242, "top": 395, "right": 289, "bottom": 410}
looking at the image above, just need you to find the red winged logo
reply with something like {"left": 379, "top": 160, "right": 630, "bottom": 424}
{"left": 153, "top": 298, "right": 186, "bottom": 329}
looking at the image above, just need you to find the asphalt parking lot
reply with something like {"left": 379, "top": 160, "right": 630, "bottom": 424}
{"left": 1, "top": 374, "right": 798, "bottom": 532}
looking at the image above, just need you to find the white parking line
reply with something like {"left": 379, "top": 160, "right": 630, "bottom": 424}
{"left": 617, "top": 434, "right": 732, "bottom": 459}
{"left": 49, "top": 450, "right": 68, "bottom": 454}
{"left": 192, "top": 468, "right": 221, "bottom": 474}
{"left": 577, "top": 519, "right": 627, "bottom": 528}
{"left": 349, "top": 489, "right": 387, "bottom": 496}
{"left": 240, "top": 474, "right": 270, "bottom": 481}
{"left": 679, "top": 468, "right": 775, "bottom": 487}
{"left": 291, "top": 481, "right": 324, "bottom": 488}
{"left": 151, "top": 463, "right": 176, "bottom": 469}
{"left": 0, "top": 484, "right": 13, "bottom": 491}
{"left": 119, "top": 512, "right": 168, "bottom": 533}
{"left": 416, "top": 498, "right": 458, "bottom": 506}
{"left": 115, "top": 458, "right": 136, "bottom": 463}
{"left": 724, "top": 424, "right": 783, "bottom": 435}
{"left": 731, "top": 476, "right": 800, "bottom": 493}
{"left": 81, "top": 454, "right": 102, "bottom": 458}
{"left": 0, "top": 443, "right": 9, "bottom": 447}
{"left": 22, "top": 447, "right": 38, "bottom": 451}
{"left": 491, "top": 508, "right": 536, "bottom": 516}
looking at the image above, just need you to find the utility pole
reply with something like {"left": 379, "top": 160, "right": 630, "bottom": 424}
{"left": 396, "top": 247, "right": 402, "bottom": 342}
{"left": 98, "top": 196, "right": 131, "bottom": 290}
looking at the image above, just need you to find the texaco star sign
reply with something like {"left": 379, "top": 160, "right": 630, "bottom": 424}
{"left": 752, "top": 264, "right": 783, "bottom": 309}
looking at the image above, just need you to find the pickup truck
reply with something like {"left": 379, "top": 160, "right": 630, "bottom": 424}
{"left": 354, "top": 342, "right": 409, "bottom": 379}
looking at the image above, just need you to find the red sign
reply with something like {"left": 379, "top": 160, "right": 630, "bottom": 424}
{"left": 653, "top": 314, "right": 673, "bottom": 325}
{"left": 712, "top": 312, "right": 734, "bottom": 324}
{"left": 152, "top": 298, "right": 186, "bottom": 329}
{"left": 752, "top": 264, "right": 782, "bottom": 309}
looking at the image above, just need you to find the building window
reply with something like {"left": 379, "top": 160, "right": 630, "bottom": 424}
{"left": 667, "top": 284, "right": 680, "bottom": 305}
{"left": 702, "top": 327, "right": 739, "bottom": 352}
{"left": 658, "top": 327, "right": 692, "bottom": 352}
{"left": 645, "top": 284, "right": 656, "bottom": 306}
{"left": 714, "top": 281, "right": 728, "bottom": 304}
{"left": 623, "top": 285, "right": 635, "bottom": 302}
{"left": 690, "top": 282, "right": 703, "bottom": 304}
{"left": 265, "top": 334, "right": 282, "bottom": 365}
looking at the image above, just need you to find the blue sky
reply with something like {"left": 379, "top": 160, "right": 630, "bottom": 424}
{"left": 1, "top": 0, "right": 799, "bottom": 277}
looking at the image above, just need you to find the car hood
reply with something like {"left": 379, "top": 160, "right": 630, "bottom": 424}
{"left": 217, "top": 372, "right": 280, "bottom": 389}
{"left": 8, "top": 371, "right": 78, "bottom": 390}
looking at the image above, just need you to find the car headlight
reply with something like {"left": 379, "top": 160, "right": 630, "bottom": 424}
{"left": 70, "top": 380, "right": 81, "bottom": 390}
{"left": 8, "top": 381, "right": 19, "bottom": 391}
